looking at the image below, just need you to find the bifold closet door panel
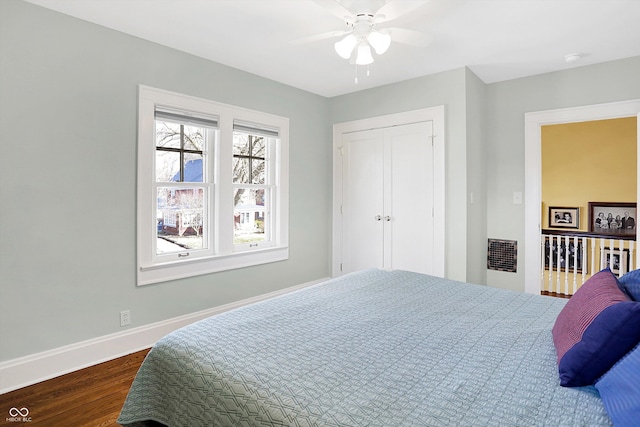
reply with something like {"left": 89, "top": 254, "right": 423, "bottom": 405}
{"left": 384, "top": 122, "right": 434, "bottom": 274}
{"left": 342, "top": 129, "right": 384, "bottom": 273}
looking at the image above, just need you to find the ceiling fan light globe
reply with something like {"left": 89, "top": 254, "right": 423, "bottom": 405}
{"left": 356, "top": 43, "right": 374, "bottom": 65}
{"left": 335, "top": 34, "right": 357, "bottom": 59}
{"left": 368, "top": 31, "right": 391, "bottom": 55}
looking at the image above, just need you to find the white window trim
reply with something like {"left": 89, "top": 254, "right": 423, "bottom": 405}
{"left": 137, "top": 85, "right": 289, "bottom": 286}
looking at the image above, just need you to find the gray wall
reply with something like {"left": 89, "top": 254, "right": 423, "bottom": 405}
{"left": 464, "top": 69, "right": 488, "bottom": 286}
{"left": 0, "top": 0, "right": 332, "bottom": 361}
{"left": 484, "top": 56, "right": 640, "bottom": 291}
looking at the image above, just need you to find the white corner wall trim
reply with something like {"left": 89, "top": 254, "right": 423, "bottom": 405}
{"left": 0, "top": 276, "right": 330, "bottom": 394}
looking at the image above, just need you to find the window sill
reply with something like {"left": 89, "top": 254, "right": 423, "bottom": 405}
{"left": 137, "top": 246, "right": 289, "bottom": 286}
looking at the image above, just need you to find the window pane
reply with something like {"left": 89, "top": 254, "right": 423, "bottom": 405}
{"left": 183, "top": 125, "right": 205, "bottom": 151}
{"left": 233, "top": 132, "right": 250, "bottom": 156}
{"left": 156, "top": 150, "right": 180, "bottom": 182}
{"left": 233, "top": 132, "right": 268, "bottom": 185}
{"left": 157, "top": 187, "right": 206, "bottom": 254}
{"left": 155, "top": 121, "right": 181, "bottom": 149}
{"left": 252, "top": 159, "right": 265, "bottom": 184}
{"left": 233, "top": 157, "right": 250, "bottom": 184}
{"left": 234, "top": 188, "right": 268, "bottom": 244}
{"left": 252, "top": 137, "right": 266, "bottom": 157}
{"left": 182, "top": 154, "right": 203, "bottom": 183}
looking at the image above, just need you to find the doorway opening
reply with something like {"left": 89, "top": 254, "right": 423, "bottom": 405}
{"left": 524, "top": 100, "right": 640, "bottom": 294}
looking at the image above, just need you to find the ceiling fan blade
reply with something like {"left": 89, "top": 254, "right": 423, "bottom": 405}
{"left": 311, "top": 0, "right": 354, "bottom": 20}
{"left": 376, "top": 0, "right": 430, "bottom": 22}
{"left": 290, "top": 29, "right": 350, "bottom": 45}
{"left": 388, "top": 28, "right": 434, "bottom": 47}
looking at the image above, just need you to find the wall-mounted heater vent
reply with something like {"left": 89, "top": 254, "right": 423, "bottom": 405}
{"left": 487, "top": 239, "right": 517, "bottom": 273}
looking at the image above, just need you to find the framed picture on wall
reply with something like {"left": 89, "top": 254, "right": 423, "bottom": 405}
{"left": 544, "top": 238, "right": 583, "bottom": 273}
{"left": 588, "top": 202, "right": 637, "bottom": 237}
{"left": 600, "top": 247, "right": 629, "bottom": 275}
{"left": 549, "top": 206, "right": 579, "bottom": 229}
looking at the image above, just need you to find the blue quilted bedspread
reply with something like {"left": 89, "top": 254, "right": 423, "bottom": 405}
{"left": 118, "top": 269, "right": 611, "bottom": 426}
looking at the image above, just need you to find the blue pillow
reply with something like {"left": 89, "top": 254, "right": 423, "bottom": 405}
{"left": 618, "top": 268, "right": 640, "bottom": 301}
{"left": 552, "top": 268, "right": 640, "bottom": 387}
{"left": 596, "top": 343, "right": 640, "bottom": 427}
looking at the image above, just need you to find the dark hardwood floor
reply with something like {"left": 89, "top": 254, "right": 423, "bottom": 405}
{"left": 540, "top": 290, "right": 572, "bottom": 299}
{"left": 0, "top": 348, "right": 150, "bottom": 427}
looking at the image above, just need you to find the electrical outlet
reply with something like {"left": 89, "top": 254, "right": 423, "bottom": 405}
{"left": 120, "top": 310, "right": 131, "bottom": 327}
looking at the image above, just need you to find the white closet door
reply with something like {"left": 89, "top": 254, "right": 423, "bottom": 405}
{"left": 341, "top": 121, "right": 434, "bottom": 275}
{"left": 342, "top": 129, "right": 384, "bottom": 272}
{"left": 385, "top": 122, "right": 434, "bottom": 274}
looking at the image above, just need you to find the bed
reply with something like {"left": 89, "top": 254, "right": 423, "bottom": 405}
{"left": 118, "top": 268, "right": 640, "bottom": 426}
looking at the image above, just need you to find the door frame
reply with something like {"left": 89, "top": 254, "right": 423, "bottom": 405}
{"left": 524, "top": 99, "right": 640, "bottom": 294}
{"left": 332, "top": 106, "right": 446, "bottom": 277}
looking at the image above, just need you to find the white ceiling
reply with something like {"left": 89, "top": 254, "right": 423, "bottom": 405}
{"left": 24, "top": 0, "right": 640, "bottom": 97}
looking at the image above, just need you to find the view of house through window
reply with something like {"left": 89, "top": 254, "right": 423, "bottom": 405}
{"left": 154, "top": 118, "right": 279, "bottom": 252}
{"left": 155, "top": 114, "right": 213, "bottom": 254}
{"left": 232, "top": 124, "right": 276, "bottom": 247}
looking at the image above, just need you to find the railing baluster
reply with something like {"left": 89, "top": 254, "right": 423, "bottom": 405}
{"left": 556, "top": 236, "right": 561, "bottom": 293}
{"left": 562, "top": 236, "right": 568, "bottom": 296}
{"left": 581, "top": 237, "right": 587, "bottom": 285}
{"left": 540, "top": 236, "right": 546, "bottom": 294}
{"left": 618, "top": 239, "right": 624, "bottom": 275}
{"left": 609, "top": 239, "right": 615, "bottom": 274}
{"left": 548, "top": 235, "right": 554, "bottom": 293}
{"left": 571, "top": 236, "right": 578, "bottom": 295}
{"left": 591, "top": 238, "right": 597, "bottom": 276}
{"left": 540, "top": 231, "right": 636, "bottom": 297}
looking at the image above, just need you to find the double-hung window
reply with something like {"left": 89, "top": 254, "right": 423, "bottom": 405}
{"left": 232, "top": 121, "right": 279, "bottom": 250}
{"left": 154, "top": 108, "right": 215, "bottom": 260}
{"left": 137, "top": 86, "right": 289, "bottom": 285}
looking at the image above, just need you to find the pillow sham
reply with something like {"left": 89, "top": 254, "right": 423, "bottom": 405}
{"left": 595, "top": 343, "right": 640, "bottom": 427}
{"left": 551, "top": 268, "right": 640, "bottom": 387}
{"left": 617, "top": 268, "right": 640, "bottom": 301}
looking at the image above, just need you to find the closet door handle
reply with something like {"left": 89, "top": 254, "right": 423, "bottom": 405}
{"left": 375, "top": 215, "right": 382, "bottom": 221}
{"left": 384, "top": 216, "right": 391, "bottom": 221}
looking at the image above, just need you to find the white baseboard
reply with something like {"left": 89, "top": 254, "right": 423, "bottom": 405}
{"left": 0, "top": 277, "right": 329, "bottom": 394}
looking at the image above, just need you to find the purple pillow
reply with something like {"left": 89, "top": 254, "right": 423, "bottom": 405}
{"left": 551, "top": 268, "right": 640, "bottom": 387}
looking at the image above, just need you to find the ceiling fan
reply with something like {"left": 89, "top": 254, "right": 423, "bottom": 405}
{"left": 297, "top": 0, "right": 434, "bottom": 67}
